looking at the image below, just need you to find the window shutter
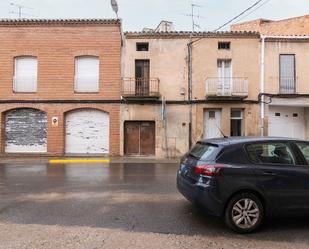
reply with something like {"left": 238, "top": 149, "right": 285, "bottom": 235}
{"left": 14, "top": 57, "right": 37, "bottom": 92}
{"left": 75, "top": 57, "right": 100, "bottom": 92}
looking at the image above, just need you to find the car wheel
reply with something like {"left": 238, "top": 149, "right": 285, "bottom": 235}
{"left": 224, "top": 192, "right": 264, "bottom": 233}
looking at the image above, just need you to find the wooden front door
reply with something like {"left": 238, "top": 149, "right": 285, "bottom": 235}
{"left": 135, "top": 60, "right": 150, "bottom": 96}
{"left": 124, "top": 121, "right": 155, "bottom": 156}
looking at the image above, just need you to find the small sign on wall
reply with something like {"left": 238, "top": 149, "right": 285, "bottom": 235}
{"left": 52, "top": 117, "right": 59, "bottom": 127}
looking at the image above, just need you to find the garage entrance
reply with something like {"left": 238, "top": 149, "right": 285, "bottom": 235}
{"left": 124, "top": 121, "right": 155, "bottom": 156}
{"left": 5, "top": 108, "right": 47, "bottom": 153}
{"left": 65, "top": 109, "right": 109, "bottom": 154}
{"left": 269, "top": 106, "right": 305, "bottom": 139}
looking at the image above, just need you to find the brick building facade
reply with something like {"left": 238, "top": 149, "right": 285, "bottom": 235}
{"left": 230, "top": 15, "right": 309, "bottom": 35}
{"left": 0, "top": 19, "right": 122, "bottom": 156}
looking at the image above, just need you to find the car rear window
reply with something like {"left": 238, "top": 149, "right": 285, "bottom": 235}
{"left": 189, "top": 142, "right": 219, "bottom": 161}
{"left": 217, "top": 146, "right": 248, "bottom": 164}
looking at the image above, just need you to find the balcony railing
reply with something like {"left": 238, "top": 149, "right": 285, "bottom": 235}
{"left": 13, "top": 75, "right": 37, "bottom": 92}
{"left": 205, "top": 77, "right": 248, "bottom": 98}
{"left": 279, "top": 77, "right": 297, "bottom": 94}
{"left": 122, "top": 77, "right": 160, "bottom": 98}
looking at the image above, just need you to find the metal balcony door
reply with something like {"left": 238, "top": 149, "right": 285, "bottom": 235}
{"left": 217, "top": 60, "right": 231, "bottom": 96}
{"left": 280, "top": 54, "right": 296, "bottom": 94}
{"left": 135, "top": 60, "right": 150, "bottom": 96}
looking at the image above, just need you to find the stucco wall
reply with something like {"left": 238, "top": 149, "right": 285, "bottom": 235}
{"left": 120, "top": 104, "right": 189, "bottom": 158}
{"left": 123, "top": 38, "right": 189, "bottom": 100}
{"left": 264, "top": 40, "right": 309, "bottom": 94}
{"left": 192, "top": 37, "right": 261, "bottom": 101}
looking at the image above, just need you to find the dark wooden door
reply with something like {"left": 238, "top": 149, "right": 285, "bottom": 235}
{"left": 124, "top": 122, "right": 140, "bottom": 155}
{"left": 124, "top": 121, "right": 155, "bottom": 156}
{"left": 135, "top": 60, "right": 150, "bottom": 96}
{"left": 140, "top": 122, "right": 155, "bottom": 155}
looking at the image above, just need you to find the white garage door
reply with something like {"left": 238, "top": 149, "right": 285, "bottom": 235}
{"left": 269, "top": 106, "right": 305, "bottom": 139}
{"left": 65, "top": 109, "right": 109, "bottom": 154}
{"left": 5, "top": 108, "right": 47, "bottom": 153}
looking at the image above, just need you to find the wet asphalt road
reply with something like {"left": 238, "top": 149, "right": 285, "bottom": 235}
{"left": 0, "top": 162, "right": 309, "bottom": 249}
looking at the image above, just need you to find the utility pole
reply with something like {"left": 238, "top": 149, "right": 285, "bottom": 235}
{"left": 10, "top": 3, "right": 34, "bottom": 19}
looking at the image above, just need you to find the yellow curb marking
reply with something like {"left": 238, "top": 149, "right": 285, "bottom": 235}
{"left": 49, "top": 159, "right": 110, "bottom": 164}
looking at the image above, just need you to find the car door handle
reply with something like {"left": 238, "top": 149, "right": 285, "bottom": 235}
{"left": 262, "top": 171, "right": 277, "bottom": 176}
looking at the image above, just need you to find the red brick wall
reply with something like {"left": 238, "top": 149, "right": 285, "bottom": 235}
{"left": 0, "top": 21, "right": 122, "bottom": 156}
{"left": 231, "top": 15, "right": 309, "bottom": 35}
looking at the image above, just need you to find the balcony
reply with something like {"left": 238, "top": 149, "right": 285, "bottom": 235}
{"left": 205, "top": 77, "right": 248, "bottom": 99}
{"left": 122, "top": 77, "right": 160, "bottom": 99}
{"left": 279, "top": 77, "right": 297, "bottom": 94}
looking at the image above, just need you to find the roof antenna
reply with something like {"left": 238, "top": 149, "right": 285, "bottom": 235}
{"left": 181, "top": 3, "right": 205, "bottom": 31}
{"left": 10, "top": 2, "right": 34, "bottom": 19}
{"left": 216, "top": 124, "right": 228, "bottom": 138}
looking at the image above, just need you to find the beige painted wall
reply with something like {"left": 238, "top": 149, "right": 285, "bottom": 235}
{"left": 122, "top": 35, "right": 262, "bottom": 157}
{"left": 123, "top": 38, "right": 189, "bottom": 100}
{"left": 192, "top": 37, "right": 261, "bottom": 100}
{"left": 264, "top": 40, "right": 309, "bottom": 94}
{"left": 120, "top": 104, "right": 189, "bottom": 158}
{"left": 192, "top": 103, "right": 260, "bottom": 143}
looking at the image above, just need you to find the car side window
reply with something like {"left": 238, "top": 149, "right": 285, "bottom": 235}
{"left": 246, "top": 142, "right": 295, "bottom": 165}
{"left": 295, "top": 142, "right": 309, "bottom": 165}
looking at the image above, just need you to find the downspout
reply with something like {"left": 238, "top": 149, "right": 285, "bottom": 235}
{"left": 187, "top": 38, "right": 193, "bottom": 149}
{"left": 260, "top": 35, "right": 265, "bottom": 136}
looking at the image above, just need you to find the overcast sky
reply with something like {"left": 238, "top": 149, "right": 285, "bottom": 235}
{"left": 0, "top": 0, "right": 308, "bottom": 31}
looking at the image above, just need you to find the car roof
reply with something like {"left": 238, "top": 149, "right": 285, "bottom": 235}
{"left": 198, "top": 136, "right": 306, "bottom": 146}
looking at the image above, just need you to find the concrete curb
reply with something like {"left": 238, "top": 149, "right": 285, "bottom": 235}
{"left": 0, "top": 157, "right": 181, "bottom": 164}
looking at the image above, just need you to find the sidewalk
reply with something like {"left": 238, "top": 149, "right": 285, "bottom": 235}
{"left": 0, "top": 156, "right": 181, "bottom": 164}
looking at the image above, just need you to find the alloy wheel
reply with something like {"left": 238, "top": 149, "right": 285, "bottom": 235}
{"left": 231, "top": 198, "right": 260, "bottom": 229}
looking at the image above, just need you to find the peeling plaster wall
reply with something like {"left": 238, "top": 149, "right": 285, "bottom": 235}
{"left": 120, "top": 104, "right": 189, "bottom": 158}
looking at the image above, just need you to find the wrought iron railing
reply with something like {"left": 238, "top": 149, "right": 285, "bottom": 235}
{"left": 122, "top": 77, "right": 160, "bottom": 97}
{"left": 205, "top": 77, "right": 248, "bottom": 97}
{"left": 279, "top": 77, "right": 297, "bottom": 94}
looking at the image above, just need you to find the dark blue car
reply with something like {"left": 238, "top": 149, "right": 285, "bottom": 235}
{"left": 177, "top": 137, "right": 309, "bottom": 233}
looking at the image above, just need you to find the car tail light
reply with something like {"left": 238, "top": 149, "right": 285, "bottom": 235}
{"left": 194, "top": 164, "right": 225, "bottom": 176}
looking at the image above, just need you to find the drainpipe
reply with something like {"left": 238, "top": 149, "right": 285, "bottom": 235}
{"left": 187, "top": 38, "right": 193, "bottom": 149}
{"left": 260, "top": 36, "right": 265, "bottom": 136}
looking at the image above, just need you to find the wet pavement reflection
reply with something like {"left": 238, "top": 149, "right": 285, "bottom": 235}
{"left": 1, "top": 162, "right": 309, "bottom": 242}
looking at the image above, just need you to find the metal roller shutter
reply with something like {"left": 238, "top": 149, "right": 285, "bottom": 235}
{"left": 65, "top": 109, "right": 109, "bottom": 154}
{"left": 5, "top": 108, "right": 47, "bottom": 153}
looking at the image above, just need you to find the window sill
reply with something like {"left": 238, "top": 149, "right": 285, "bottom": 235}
{"left": 74, "top": 91, "right": 100, "bottom": 94}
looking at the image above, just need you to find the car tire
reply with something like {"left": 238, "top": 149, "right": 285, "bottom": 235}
{"left": 224, "top": 192, "right": 264, "bottom": 233}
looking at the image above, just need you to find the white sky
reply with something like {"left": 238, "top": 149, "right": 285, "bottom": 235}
{"left": 0, "top": 0, "right": 308, "bottom": 31}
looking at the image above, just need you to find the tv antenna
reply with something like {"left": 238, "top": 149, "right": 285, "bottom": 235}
{"left": 182, "top": 3, "right": 205, "bottom": 31}
{"left": 10, "top": 2, "right": 35, "bottom": 19}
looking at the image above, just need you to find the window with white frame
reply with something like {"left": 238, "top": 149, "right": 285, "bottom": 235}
{"left": 75, "top": 56, "right": 100, "bottom": 92}
{"left": 14, "top": 56, "right": 38, "bottom": 92}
